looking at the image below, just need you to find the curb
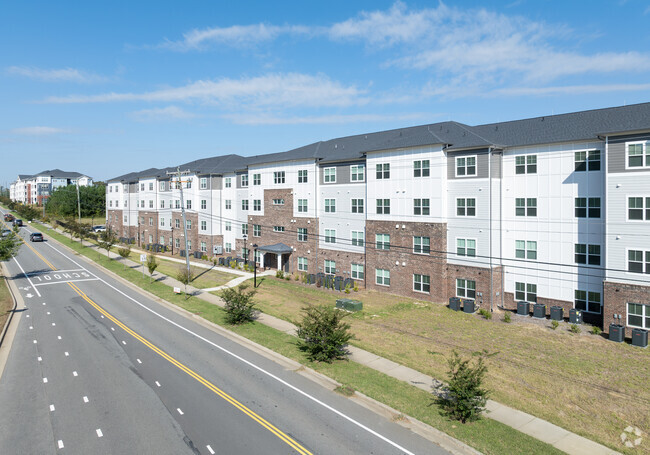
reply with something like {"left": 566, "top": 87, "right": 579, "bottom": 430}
{"left": 0, "top": 263, "right": 18, "bottom": 348}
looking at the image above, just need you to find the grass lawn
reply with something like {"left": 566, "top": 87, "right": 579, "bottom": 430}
{"left": 227, "top": 276, "right": 650, "bottom": 455}
{"left": 0, "top": 274, "right": 13, "bottom": 338}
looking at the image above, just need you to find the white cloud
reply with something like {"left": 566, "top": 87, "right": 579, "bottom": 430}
{"left": 42, "top": 73, "right": 368, "bottom": 108}
{"left": 6, "top": 66, "right": 107, "bottom": 83}
{"left": 223, "top": 112, "right": 428, "bottom": 125}
{"left": 493, "top": 83, "right": 650, "bottom": 96}
{"left": 10, "top": 126, "right": 70, "bottom": 136}
{"left": 130, "top": 106, "right": 197, "bottom": 122}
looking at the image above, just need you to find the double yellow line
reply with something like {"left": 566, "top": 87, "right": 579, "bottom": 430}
{"left": 20, "top": 225, "right": 312, "bottom": 454}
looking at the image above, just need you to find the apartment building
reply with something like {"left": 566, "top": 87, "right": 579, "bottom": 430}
{"left": 10, "top": 169, "right": 93, "bottom": 205}
{"left": 106, "top": 103, "right": 650, "bottom": 333}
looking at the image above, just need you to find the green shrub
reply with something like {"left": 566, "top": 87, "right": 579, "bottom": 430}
{"left": 435, "top": 351, "right": 489, "bottom": 423}
{"left": 117, "top": 245, "right": 131, "bottom": 269}
{"left": 478, "top": 308, "right": 492, "bottom": 320}
{"left": 569, "top": 324, "right": 581, "bottom": 334}
{"left": 201, "top": 254, "right": 208, "bottom": 261}
{"left": 589, "top": 326, "right": 602, "bottom": 335}
{"left": 296, "top": 305, "right": 353, "bottom": 362}
{"left": 344, "top": 283, "right": 351, "bottom": 294}
{"left": 353, "top": 283, "right": 359, "bottom": 292}
{"left": 503, "top": 312, "right": 512, "bottom": 323}
{"left": 275, "top": 270, "right": 284, "bottom": 279}
{"left": 146, "top": 254, "right": 158, "bottom": 283}
{"left": 220, "top": 284, "right": 258, "bottom": 324}
{"left": 551, "top": 320, "right": 559, "bottom": 330}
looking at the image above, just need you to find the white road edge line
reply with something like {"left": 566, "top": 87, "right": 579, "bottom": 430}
{"left": 45, "top": 240, "right": 417, "bottom": 455}
{"left": 11, "top": 255, "right": 41, "bottom": 297}
{"left": 207, "top": 444, "right": 215, "bottom": 454}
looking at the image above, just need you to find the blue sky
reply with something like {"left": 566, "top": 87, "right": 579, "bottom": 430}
{"left": 2, "top": 0, "right": 650, "bottom": 187}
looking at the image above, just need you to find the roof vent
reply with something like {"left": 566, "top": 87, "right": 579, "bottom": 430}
{"left": 334, "top": 144, "right": 338, "bottom": 149}
{"left": 365, "top": 135, "right": 368, "bottom": 139}
{"left": 399, "top": 131, "right": 403, "bottom": 137}
{"left": 495, "top": 125, "right": 499, "bottom": 131}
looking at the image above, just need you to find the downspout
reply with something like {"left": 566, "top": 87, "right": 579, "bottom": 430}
{"left": 489, "top": 147, "right": 493, "bottom": 312}
{"left": 500, "top": 152, "right": 504, "bottom": 309}
{"left": 364, "top": 155, "right": 368, "bottom": 289}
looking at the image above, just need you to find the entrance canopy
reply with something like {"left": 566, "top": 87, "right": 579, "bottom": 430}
{"left": 256, "top": 243, "right": 293, "bottom": 254}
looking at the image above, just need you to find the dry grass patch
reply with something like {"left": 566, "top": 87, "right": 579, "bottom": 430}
{"left": 0, "top": 274, "right": 13, "bottom": 336}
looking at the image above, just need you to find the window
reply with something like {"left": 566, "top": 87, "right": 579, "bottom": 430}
{"left": 325, "top": 229, "right": 336, "bottom": 243}
{"left": 186, "top": 179, "right": 192, "bottom": 189}
{"left": 575, "top": 290, "right": 602, "bottom": 314}
{"left": 201, "top": 199, "right": 207, "bottom": 210}
{"left": 225, "top": 177, "right": 232, "bottom": 188}
{"left": 575, "top": 198, "right": 586, "bottom": 217}
{"left": 515, "top": 240, "right": 536, "bottom": 260}
{"left": 627, "top": 142, "right": 649, "bottom": 168}
{"left": 200, "top": 177, "right": 207, "bottom": 189}
{"left": 351, "top": 165, "right": 365, "bottom": 181}
{"left": 325, "top": 199, "right": 336, "bottom": 213}
{"left": 376, "top": 233, "right": 390, "bottom": 250}
{"left": 575, "top": 150, "right": 601, "bottom": 172}
{"left": 588, "top": 198, "right": 601, "bottom": 218}
{"left": 149, "top": 200, "right": 154, "bottom": 209}
{"left": 225, "top": 200, "right": 232, "bottom": 210}
{"left": 241, "top": 224, "right": 248, "bottom": 236}
{"left": 628, "top": 197, "right": 650, "bottom": 220}
{"left": 160, "top": 200, "right": 165, "bottom": 209}
{"left": 241, "top": 200, "right": 249, "bottom": 211}
{"left": 149, "top": 217, "right": 153, "bottom": 226}
{"left": 225, "top": 243, "right": 231, "bottom": 253}
{"left": 628, "top": 250, "right": 649, "bottom": 273}
{"left": 297, "top": 228, "right": 307, "bottom": 242}
{"left": 140, "top": 183, "right": 145, "bottom": 191}
{"left": 273, "top": 226, "right": 285, "bottom": 232}
{"left": 272, "top": 198, "right": 284, "bottom": 205}
{"left": 186, "top": 220, "right": 192, "bottom": 229}
{"left": 414, "top": 198, "right": 430, "bottom": 216}
{"left": 628, "top": 302, "right": 650, "bottom": 329}
{"left": 175, "top": 200, "right": 180, "bottom": 209}
{"left": 201, "top": 241, "right": 206, "bottom": 252}
{"left": 225, "top": 221, "right": 232, "bottom": 231}
{"left": 573, "top": 244, "right": 601, "bottom": 265}
{"left": 325, "top": 260, "right": 336, "bottom": 275}
{"left": 376, "top": 199, "right": 390, "bottom": 214}
{"left": 515, "top": 155, "right": 537, "bottom": 174}
{"left": 298, "top": 199, "right": 308, "bottom": 213}
{"left": 515, "top": 282, "right": 537, "bottom": 303}
{"left": 298, "top": 169, "right": 308, "bottom": 183}
{"left": 175, "top": 219, "right": 180, "bottom": 228}
{"left": 175, "top": 238, "right": 181, "bottom": 248}
{"left": 324, "top": 167, "right": 336, "bottom": 183}
{"left": 456, "top": 156, "right": 476, "bottom": 177}
{"left": 109, "top": 200, "right": 113, "bottom": 208}
{"left": 456, "top": 279, "right": 476, "bottom": 299}
{"left": 351, "top": 264, "right": 364, "bottom": 280}
{"left": 160, "top": 181, "right": 166, "bottom": 191}
{"left": 274, "top": 171, "right": 285, "bottom": 184}
{"left": 457, "top": 239, "right": 477, "bottom": 257}
{"left": 253, "top": 224, "right": 261, "bottom": 237}
{"left": 201, "top": 220, "right": 207, "bottom": 231}
{"left": 413, "top": 236, "right": 430, "bottom": 254}
{"left": 298, "top": 257, "right": 308, "bottom": 271}
{"left": 241, "top": 174, "right": 248, "bottom": 187}
{"left": 376, "top": 163, "right": 390, "bottom": 179}
{"left": 160, "top": 235, "right": 165, "bottom": 245}
{"left": 414, "top": 274, "right": 430, "bottom": 293}
{"left": 351, "top": 199, "right": 364, "bottom": 214}
{"left": 351, "top": 231, "right": 364, "bottom": 247}
{"left": 160, "top": 218, "right": 165, "bottom": 227}
{"left": 253, "top": 174, "right": 261, "bottom": 186}
{"left": 575, "top": 197, "right": 600, "bottom": 218}
{"left": 376, "top": 269, "right": 390, "bottom": 286}
{"left": 148, "top": 182, "right": 153, "bottom": 191}
{"left": 515, "top": 198, "right": 536, "bottom": 217}
{"left": 186, "top": 200, "right": 191, "bottom": 210}
{"left": 253, "top": 199, "right": 261, "bottom": 211}
{"left": 457, "top": 198, "right": 476, "bottom": 217}
{"left": 413, "top": 160, "right": 430, "bottom": 177}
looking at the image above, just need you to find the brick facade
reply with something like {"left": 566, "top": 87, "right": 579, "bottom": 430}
{"left": 448, "top": 264, "right": 503, "bottom": 311}
{"left": 603, "top": 280, "right": 650, "bottom": 334}
{"left": 317, "top": 249, "right": 367, "bottom": 286}
{"left": 107, "top": 209, "right": 123, "bottom": 235}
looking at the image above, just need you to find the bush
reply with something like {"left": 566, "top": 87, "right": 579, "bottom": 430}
{"left": 569, "top": 324, "right": 581, "bottom": 334}
{"left": 146, "top": 254, "right": 158, "bottom": 282}
{"left": 201, "top": 254, "right": 208, "bottom": 261}
{"left": 117, "top": 245, "right": 131, "bottom": 269}
{"left": 344, "top": 284, "right": 351, "bottom": 294}
{"left": 551, "top": 320, "right": 559, "bottom": 330}
{"left": 503, "top": 312, "right": 512, "bottom": 323}
{"left": 353, "top": 283, "right": 359, "bottom": 292}
{"left": 295, "top": 305, "right": 353, "bottom": 362}
{"left": 478, "top": 308, "right": 492, "bottom": 320}
{"left": 590, "top": 326, "right": 602, "bottom": 335}
{"left": 176, "top": 266, "right": 195, "bottom": 296}
{"left": 275, "top": 270, "right": 284, "bottom": 279}
{"left": 435, "top": 351, "right": 489, "bottom": 423}
{"left": 220, "top": 284, "right": 258, "bottom": 324}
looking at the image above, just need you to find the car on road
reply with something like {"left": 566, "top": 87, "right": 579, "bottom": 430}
{"left": 13, "top": 219, "right": 23, "bottom": 227}
{"left": 1, "top": 229, "right": 11, "bottom": 237}
{"left": 4, "top": 214, "right": 14, "bottom": 222}
{"left": 92, "top": 225, "right": 106, "bottom": 233}
{"left": 29, "top": 232, "right": 44, "bottom": 242}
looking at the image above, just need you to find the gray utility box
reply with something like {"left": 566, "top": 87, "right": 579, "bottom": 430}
{"left": 632, "top": 328, "right": 648, "bottom": 348}
{"left": 449, "top": 297, "right": 461, "bottom": 311}
{"left": 609, "top": 324, "right": 625, "bottom": 342}
{"left": 569, "top": 308, "right": 582, "bottom": 324}
{"left": 533, "top": 303, "right": 546, "bottom": 319}
{"left": 550, "top": 306, "right": 564, "bottom": 321}
{"left": 517, "top": 301, "right": 529, "bottom": 316}
{"left": 336, "top": 299, "right": 362, "bottom": 312}
{"left": 462, "top": 299, "right": 476, "bottom": 313}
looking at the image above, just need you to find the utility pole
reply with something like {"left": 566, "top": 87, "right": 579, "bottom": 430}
{"left": 76, "top": 181, "right": 81, "bottom": 225}
{"left": 167, "top": 167, "right": 191, "bottom": 288}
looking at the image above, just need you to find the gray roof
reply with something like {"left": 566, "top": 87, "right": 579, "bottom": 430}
{"left": 17, "top": 169, "right": 90, "bottom": 181}
{"left": 256, "top": 243, "right": 293, "bottom": 254}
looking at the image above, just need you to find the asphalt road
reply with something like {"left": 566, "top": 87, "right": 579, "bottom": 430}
{"left": 0, "top": 218, "right": 451, "bottom": 455}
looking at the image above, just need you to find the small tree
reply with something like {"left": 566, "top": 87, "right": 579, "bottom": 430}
{"left": 97, "top": 228, "right": 117, "bottom": 259}
{"left": 435, "top": 351, "right": 489, "bottom": 423}
{"left": 220, "top": 284, "right": 257, "bottom": 324}
{"left": 146, "top": 254, "right": 158, "bottom": 282}
{"left": 117, "top": 244, "right": 131, "bottom": 269}
{"left": 295, "top": 305, "right": 353, "bottom": 363}
{"left": 0, "top": 232, "right": 22, "bottom": 261}
{"left": 176, "top": 266, "right": 194, "bottom": 297}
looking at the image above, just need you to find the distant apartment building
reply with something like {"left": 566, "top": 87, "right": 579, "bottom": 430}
{"left": 10, "top": 169, "right": 93, "bottom": 205}
{"left": 105, "top": 103, "right": 650, "bottom": 334}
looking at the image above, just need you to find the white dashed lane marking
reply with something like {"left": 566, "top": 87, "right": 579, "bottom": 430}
{"left": 64, "top": 352, "right": 69, "bottom": 357}
{"left": 42, "top": 303, "right": 46, "bottom": 306}
{"left": 110, "top": 327, "right": 115, "bottom": 331}
{"left": 46, "top": 312, "right": 50, "bottom": 315}
{"left": 136, "top": 359, "right": 142, "bottom": 364}
{"left": 57, "top": 336, "right": 62, "bottom": 340}
{"left": 33, "top": 340, "right": 37, "bottom": 344}
{"left": 96, "top": 429, "right": 103, "bottom": 438}
{"left": 72, "top": 371, "right": 78, "bottom": 377}
{"left": 177, "top": 408, "right": 184, "bottom": 415}
{"left": 52, "top": 322, "right": 56, "bottom": 326}
{"left": 57, "top": 440, "right": 64, "bottom": 449}
{"left": 43, "top": 378, "right": 48, "bottom": 383}
{"left": 155, "top": 381, "right": 161, "bottom": 387}
{"left": 26, "top": 314, "right": 30, "bottom": 318}
{"left": 207, "top": 444, "right": 215, "bottom": 454}
{"left": 49, "top": 405, "right": 55, "bottom": 412}
{"left": 83, "top": 396, "right": 89, "bottom": 403}
{"left": 37, "top": 357, "right": 42, "bottom": 362}
{"left": 121, "top": 340, "right": 126, "bottom": 345}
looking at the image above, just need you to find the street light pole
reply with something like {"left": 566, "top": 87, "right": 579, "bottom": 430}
{"left": 252, "top": 243, "right": 258, "bottom": 288}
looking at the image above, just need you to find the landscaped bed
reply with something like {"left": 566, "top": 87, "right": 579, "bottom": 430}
{"left": 0, "top": 273, "right": 13, "bottom": 339}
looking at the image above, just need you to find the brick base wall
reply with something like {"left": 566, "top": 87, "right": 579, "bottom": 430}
{"left": 503, "top": 292, "right": 573, "bottom": 316}
{"left": 318, "top": 250, "right": 367, "bottom": 287}
{"left": 447, "top": 264, "right": 503, "bottom": 311}
{"left": 603, "top": 281, "right": 650, "bottom": 334}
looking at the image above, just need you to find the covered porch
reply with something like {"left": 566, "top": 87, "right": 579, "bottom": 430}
{"left": 255, "top": 243, "right": 293, "bottom": 273}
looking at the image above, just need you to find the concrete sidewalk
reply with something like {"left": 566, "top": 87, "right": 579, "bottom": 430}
{"left": 47, "top": 225, "right": 621, "bottom": 455}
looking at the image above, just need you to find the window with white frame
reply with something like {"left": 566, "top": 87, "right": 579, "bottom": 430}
{"left": 413, "top": 236, "right": 430, "bottom": 254}
{"left": 324, "top": 167, "right": 336, "bottom": 183}
{"left": 627, "top": 302, "right": 650, "bottom": 329}
{"left": 628, "top": 196, "right": 650, "bottom": 220}
{"left": 376, "top": 199, "right": 390, "bottom": 214}
{"left": 325, "top": 198, "right": 336, "bottom": 213}
{"left": 628, "top": 249, "right": 649, "bottom": 273}
{"left": 413, "top": 160, "right": 430, "bottom": 177}
{"left": 575, "top": 290, "right": 602, "bottom": 314}
{"left": 241, "top": 174, "right": 248, "bottom": 187}
{"left": 140, "top": 183, "right": 145, "bottom": 191}
{"left": 298, "top": 169, "right": 308, "bottom": 183}
{"left": 297, "top": 228, "right": 307, "bottom": 242}
{"left": 148, "top": 217, "right": 153, "bottom": 226}
{"left": 124, "top": 200, "right": 127, "bottom": 208}
{"left": 376, "top": 233, "right": 390, "bottom": 250}
{"left": 298, "top": 257, "right": 308, "bottom": 271}
{"left": 515, "top": 198, "right": 537, "bottom": 216}
{"left": 273, "top": 171, "right": 285, "bottom": 184}
{"left": 351, "top": 199, "right": 364, "bottom": 214}
{"left": 201, "top": 241, "right": 206, "bottom": 252}
{"left": 241, "top": 224, "right": 248, "bottom": 236}
{"left": 273, "top": 226, "right": 285, "bottom": 232}
{"left": 456, "top": 279, "right": 476, "bottom": 298}
{"left": 160, "top": 235, "right": 165, "bottom": 244}
{"left": 351, "top": 231, "right": 364, "bottom": 247}
{"left": 376, "top": 163, "right": 390, "bottom": 179}
{"left": 225, "top": 200, "right": 232, "bottom": 210}
{"left": 515, "top": 282, "right": 537, "bottom": 302}
{"left": 457, "top": 238, "right": 477, "bottom": 257}
{"left": 149, "top": 182, "right": 154, "bottom": 191}
{"left": 160, "top": 181, "right": 166, "bottom": 191}
{"left": 414, "top": 274, "right": 430, "bottom": 293}
{"left": 627, "top": 142, "right": 649, "bottom": 168}
{"left": 351, "top": 263, "right": 364, "bottom": 280}
{"left": 515, "top": 240, "right": 536, "bottom": 260}
{"left": 253, "top": 173, "right": 261, "bottom": 185}
{"left": 200, "top": 177, "right": 207, "bottom": 189}
{"left": 241, "top": 200, "right": 249, "bottom": 211}
{"left": 414, "top": 198, "right": 430, "bottom": 216}
{"left": 201, "top": 220, "right": 207, "bottom": 231}
{"left": 575, "top": 150, "right": 600, "bottom": 172}
{"left": 350, "top": 164, "right": 365, "bottom": 182}
{"left": 225, "top": 177, "right": 232, "bottom": 188}
{"left": 376, "top": 268, "right": 390, "bottom": 286}
{"left": 575, "top": 197, "right": 600, "bottom": 218}
{"left": 160, "top": 200, "right": 165, "bottom": 209}
{"left": 175, "top": 200, "right": 180, "bottom": 209}
{"left": 574, "top": 244, "right": 600, "bottom": 265}
{"left": 515, "top": 155, "right": 537, "bottom": 174}
{"left": 225, "top": 242, "right": 231, "bottom": 253}
{"left": 253, "top": 224, "right": 261, "bottom": 237}
{"left": 325, "top": 260, "right": 336, "bottom": 275}
{"left": 298, "top": 199, "right": 308, "bottom": 212}
{"left": 186, "top": 220, "right": 192, "bottom": 229}
{"left": 225, "top": 221, "right": 232, "bottom": 231}
{"left": 253, "top": 199, "right": 261, "bottom": 211}
{"left": 149, "top": 200, "right": 154, "bottom": 209}
{"left": 175, "top": 238, "right": 181, "bottom": 248}
{"left": 272, "top": 198, "right": 284, "bottom": 205}
{"left": 160, "top": 218, "right": 165, "bottom": 227}
{"left": 325, "top": 229, "right": 336, "bottom": 243}
{"left": 175, "top": 218, "right": 180, "bottom": 228}
{"left": 457, "top": 198, "right": 476, "bottom": 216}
{"left": 201, "top": 199, "right": 207, "bottom": 210}
{"left": 456, "top": 156, "right": 476, "bottom": 176}
{"left": 186, "top": 179, "right": 192, "bottom": 189}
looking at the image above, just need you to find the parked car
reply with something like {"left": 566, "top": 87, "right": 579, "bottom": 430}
{"left": 4, "top": 214, "right": 14, "bottom": 222}
{"left": 30, "top": 232, "right": 44, "bottom": 242}
{"left": 1, "top": 229, "right": 11, "bottom": 237}
{"left": 92, "top": 225, "right": 106, "bottom": 233}
{"left": 13, "top": 219, "right": 23, "bottom": 227}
